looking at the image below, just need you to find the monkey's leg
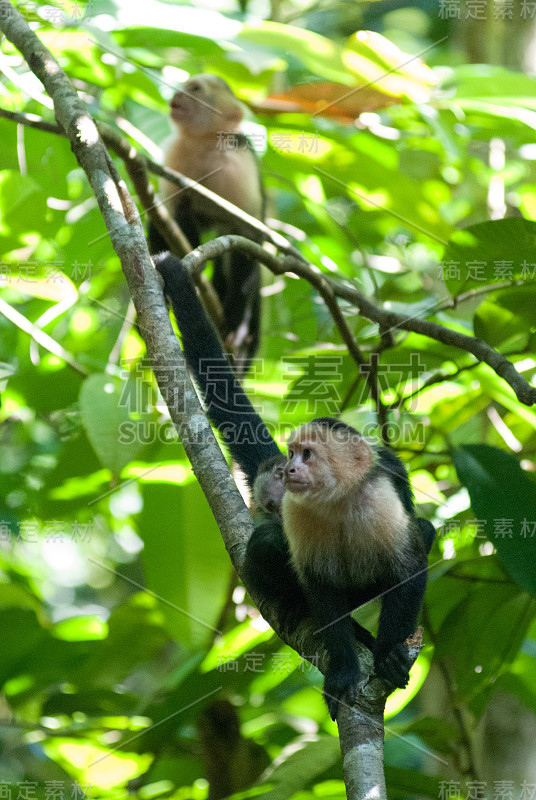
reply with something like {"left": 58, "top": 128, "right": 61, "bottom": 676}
{"left": 374, "top": 567, "right": 427, "bottom": 688}
{"left": 148, "top": 194, "right": 201, "bottom": 255}
{"left": 215, "top": 255, "right": 261, "bottom": 361}
{"left": 351, "top": 620, "right": 375, "bottom": 652}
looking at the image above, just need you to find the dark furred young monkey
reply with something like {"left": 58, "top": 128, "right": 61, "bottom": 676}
{"left": 282, "top": 418, "right": 435, "bottom": 719}
{"left": 148, "top": 74, "right": 265, "bottom": 364}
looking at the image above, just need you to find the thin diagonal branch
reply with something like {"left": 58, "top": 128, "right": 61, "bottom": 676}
{"left": 180, "top": 235, "right": 536, "bottom": 407}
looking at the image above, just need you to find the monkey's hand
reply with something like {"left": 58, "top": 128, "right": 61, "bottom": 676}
{"left": 374, "top": 643, "right": 411, "bottom": 689}
{"left": 323, "top": 663, "right": 362, "bottom": 721}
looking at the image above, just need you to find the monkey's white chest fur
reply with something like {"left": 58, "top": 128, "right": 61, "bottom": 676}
{"left": 163, "top": 135, "right": 263, "bottom": 221}
{"left": 282, "top": 475, "right": 410, "bottom": 587}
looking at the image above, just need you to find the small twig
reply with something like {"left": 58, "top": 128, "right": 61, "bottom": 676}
{"left": 332, "top": 281, "right": 536, "bottom": 407}
{"left": 338, "top": 371, "right": 363, "bottom": 415}
{"left": 182, "top": 236, "right": 370, "bottom": 376}
{"left": 0, "top": 296, "right": 86, "bottom": 374}
{"left": 107, "top": 298, "right": 136, "bottom": 372}
{"left": 436, "top": 279, "right": 525, "bottom": 312}
{"left": 386, "top": 346, "right": 531, "bottom": 412}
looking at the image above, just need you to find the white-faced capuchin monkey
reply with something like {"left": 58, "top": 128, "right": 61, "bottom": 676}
{"left": 156, "top": 255, "right": 434, "bottom": 719}
{"left": 149, "top": 74, "right": 265, "bottom": 365}
{"left": 281, "top": 417, "right": 435, "bottom": 719}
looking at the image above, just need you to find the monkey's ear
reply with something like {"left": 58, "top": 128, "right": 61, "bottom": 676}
{"left": 350, "top": 438, "right": 374, "bottom": 470}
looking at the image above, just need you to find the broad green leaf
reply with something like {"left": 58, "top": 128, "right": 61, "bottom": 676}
{"left": 435, "top": 583, "right": 534, "bottom": 698}
{"left": 256, "top": 735, "right": 340, "bottom": 798}
{"left": 494, "top": 285, "right": 536, "bottom": 327}
{"left": 403, "top": 716, "right": 458, "bottom": 755}
{"left": 343, "top": 31, "right": 435, "bottom": 103}
{"left": 474, "top": 301, "right": 529, "bottom": 348}
{"left": 453, "top": 445, "right": 536, "bottom": 594}
{"left": 114, "top": 27, "right": 226, "bottom": 57}
{"left": 0, "top": 172, "right": 53, "bottom": 238}
{"left": 239, "top": 22, "right": 349, "bottom": 84}
{"left": 488, "top": 652, "right": 536, "bottom": 715}
{"left": 138, "top": 481, "right": 231, "bottom": 647}
{"left": 384, "top": 766, "right": 444, "bottom": 799}
{"left": 476, "top": 369, "right": 536, "bottom": 428}
{"left": 79, "top": 373, "right": 147, "bottom": 476}
{"left": 53, "top": 616, "right": 108, "bottom": 641}
{"left": 442, "top": 219, "right": 536, "bottom": 296}
{"left": 447, "top": 64, "right": 536, "bottom": 109}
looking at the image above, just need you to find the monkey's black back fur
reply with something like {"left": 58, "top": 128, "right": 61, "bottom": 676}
{"left": 376, "top": 447, "right": 415, "bottom": 516}
{"left": 154, "top": 253, "right": 280, "bottom": 488}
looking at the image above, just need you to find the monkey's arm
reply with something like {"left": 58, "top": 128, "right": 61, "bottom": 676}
{"left": 417, "top": 517, "right": 436, "bottom": 554}
{"left": 373, "top": 551, "right": 429, "bottom": 688}
{"left": 154, "top": 252, "right": 280, "bottom": 488}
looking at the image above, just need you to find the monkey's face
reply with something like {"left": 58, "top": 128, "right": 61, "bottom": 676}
{"left": 170, "top": 74, "right": 243, "bottom": 135}
{"left": 285, "top": 423, "right": 374, "bottom": 499}
{"left": 269, "top": 463, "right": 286, "bottom": 510}
{"left": 253, "top": 460, "right": 286, "bottom": 514}
{"left": 284, "top": 428, "right": 337, "bottom": 497}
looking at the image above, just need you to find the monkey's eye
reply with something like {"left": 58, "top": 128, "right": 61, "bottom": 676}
{"left": 289, "top": 449, "right": 294, "bottom": 459}
{"left": 303, "top": 448, "right": 312, "bottom": 461}
{"left": 188, "top": 82, "right": 202, "bottom": 93}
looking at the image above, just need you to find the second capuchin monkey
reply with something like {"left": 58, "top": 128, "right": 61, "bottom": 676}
{"left": 149, "top": 74, "right": 265, "bottom": 365}
{"left": 282, "top": 417, "right": 435, "bottom": 719}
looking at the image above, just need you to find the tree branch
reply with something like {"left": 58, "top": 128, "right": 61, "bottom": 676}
{"left": 0, "top": 0, "right": 251, "bottom": 567}
{"left": 180, "top": 235, "right": 536, "bottom": 407}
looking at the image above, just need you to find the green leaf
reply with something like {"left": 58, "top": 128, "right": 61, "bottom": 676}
{"left": 442, "top": 219, "right": 536, "bottom": 296}
{"left": 384, "top": 766, "right": 443, "bottom": 799}
{"left": 79, "top": 373, "right": 147, "bottom": 476}
{"left": 239, "top": 22, "right": 349, "bottom": 84}
{"left": 138, "top": 481, "right": 231, "bottom": 647}
{"left": 0, "top": 172, "right": 53, "bottom": 238}
{"left": 53, "top": 616, "right": 108, "bottom": 641}
{"left": 403, "top": 716, "right": 458, "bottom": 755}
{"left": 435, "top": 583, "right": 534, "bottom": 698}
{"left": 473, "top": 301, "right": 529, "bottom": 348}
{"left": 114, "top": 27, "right": 225, "bottom": 57}
{"left": 448, "top": 64, "right": 536, "bottom": 109}
{"left": 453, "top": 444, "right": 536, "bottom": 594}
{"left": 256, "top": 735, "right": 341, "bottom": 798}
